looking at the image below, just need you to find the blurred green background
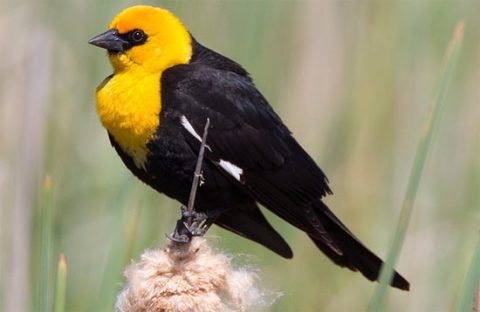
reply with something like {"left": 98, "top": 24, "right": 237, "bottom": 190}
{"left": 0, "top": 0, "right": 479, "bottom": 311}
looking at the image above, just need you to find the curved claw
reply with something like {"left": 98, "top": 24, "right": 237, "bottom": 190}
{"left": 170, "top": 204, "right": 222, "bottom": 244}
{"left": 165, "top": 232, "right": 191, "bottom": 244}
{"left": 167, "top": 218, "right": 193, "bottom": 243}
{"left": 183, "top": 222, "right": 207, "bottom": 237}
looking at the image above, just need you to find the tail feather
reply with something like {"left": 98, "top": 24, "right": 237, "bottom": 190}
{"left": 310, "top": 201, "right": 410, "bottom": 291}
{"left": 215, "top": 203, "right": 294, "bottom": 259}
{"left": 213, "top": 199, "right": 409, "bottom": 290}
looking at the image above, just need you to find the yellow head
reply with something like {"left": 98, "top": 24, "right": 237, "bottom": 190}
{"left": 89, "top": 5, "right": 192, "bottom": 73}
{"left": 90, "top": 6, "right": 192, "bottom": 168}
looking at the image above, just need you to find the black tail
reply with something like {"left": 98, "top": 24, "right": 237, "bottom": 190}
{"left": 214, "top": 199, "right": 409, "bottom": 290}
{"left": 309, "top": 200, "right": 410, "bottom": 291}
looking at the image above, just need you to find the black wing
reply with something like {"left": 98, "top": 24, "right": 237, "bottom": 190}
{"left": 162, "top": 63, "right": 332, "bottom": 231}
{"left": 161, "top": 61, "right": 410, "bottom": 291}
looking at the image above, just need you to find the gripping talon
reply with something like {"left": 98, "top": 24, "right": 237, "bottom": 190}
{"left": 165, "top": 232, "right": 190, "bottom": 243}
{"left": 183, "top": 221, "right": 206, "bottom": 237}
{"left": 171, "top": 204, "right": 223, "bottom": 243}
{"left": 192, "top": 212, "right": 207, "bottom": 223}
{"left": 167, "top": 218, "right": 193, "bottom": 243}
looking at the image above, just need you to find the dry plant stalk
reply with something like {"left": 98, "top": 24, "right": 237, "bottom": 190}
{"left": 474, "top": 285, "right": 480, "bottom": 312}
{"left": 116, "top": 237, "right": 274, "bottom": 312}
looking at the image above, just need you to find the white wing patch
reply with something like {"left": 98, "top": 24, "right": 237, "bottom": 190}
{"left": 180, "top": 115, "right": 212, "bottom": 151}
{"left": 219, "top": 159, "right": 243, "bottom": 182}
{"left": 182, "top": 116, "right": 242, "bottom": 181}
{"left": 181, "top": 115, "right": 202, "bottom": 142}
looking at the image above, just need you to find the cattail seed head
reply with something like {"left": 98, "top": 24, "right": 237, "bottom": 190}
{"left": 116, "top": 237, "right": 278, "bottom": 312}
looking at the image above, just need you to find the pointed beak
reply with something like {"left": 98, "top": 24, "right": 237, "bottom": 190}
{"left": 88, "top": 29, "right": 128, "bottom": 52}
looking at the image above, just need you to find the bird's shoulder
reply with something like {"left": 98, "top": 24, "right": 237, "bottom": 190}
{"left": 161, "top": 37, "right": 256, "bottom": 105}
{"left": 161, "top": 39, "right": 284, "bottom": 132}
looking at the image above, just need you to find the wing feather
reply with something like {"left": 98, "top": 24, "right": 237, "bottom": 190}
{"left": 162, "top": 64, "right": 332, "bottom": 229}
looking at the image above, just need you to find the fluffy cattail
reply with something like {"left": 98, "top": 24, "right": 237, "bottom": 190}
{"left": 116, "top": 237, "right": 278, "bottom": 312}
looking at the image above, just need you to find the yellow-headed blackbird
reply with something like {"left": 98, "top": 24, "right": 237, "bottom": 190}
{"left": 89, "top": 5, "right": 409, "bottom": 290}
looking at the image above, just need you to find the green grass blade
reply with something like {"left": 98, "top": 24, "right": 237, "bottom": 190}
{"left": 54, "top": 254, "right": 67, "bottom": 312}
{"left": 454, "top": 236, "right": 480, "bottom": 311}
{"left": 369, "top": 22, "right": 465, "bottom": 311}
{"left": 93, "top": 194, "right": 140, "bottom": 311}
{"left": 38, "top": 175, "right": 54, "bottom": 311}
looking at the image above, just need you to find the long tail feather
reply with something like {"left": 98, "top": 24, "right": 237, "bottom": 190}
{"left": 309, "top": 201, "right": 410, "bottom": 290}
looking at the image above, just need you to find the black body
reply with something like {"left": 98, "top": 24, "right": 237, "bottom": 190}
{"left": 109, "top": 37, "right": 410, "bottom": 290}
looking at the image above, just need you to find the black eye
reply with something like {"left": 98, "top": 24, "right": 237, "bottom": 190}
{"left": 129, "top": 29, "right": 146, "bottom": 44}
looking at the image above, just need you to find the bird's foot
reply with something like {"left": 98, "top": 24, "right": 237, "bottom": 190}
{"left": 167, "top": 206, "right": 211, "bottom": 243}
{"left": 167, "top": 206, "right": 224, "bottom": 243}
{"left": 166, "top": 221, "right": 207, "bottom": 243}
{"left": 180, "top": 205, "right": 207, "bottom": 223}
{"left": 165, "top": 219, "right": 192, "bottom": 243}
{"left": 183, "top": 221, "right": 208, "bottom": 237}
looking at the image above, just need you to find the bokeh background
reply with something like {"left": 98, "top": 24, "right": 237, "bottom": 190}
{"left": 1, "top": 0, "right": 479, "bottom": 311}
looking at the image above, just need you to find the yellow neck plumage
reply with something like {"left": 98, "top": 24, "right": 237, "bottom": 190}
{"left": 96, "top": 68, "right": 161, "bottom": 168}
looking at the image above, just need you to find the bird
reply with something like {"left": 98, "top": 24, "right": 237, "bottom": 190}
{"left": 89, "top": 5, "right": 409, "bottom": 290}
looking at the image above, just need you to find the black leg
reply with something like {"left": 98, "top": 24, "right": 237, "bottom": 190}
{"left": 167, "top": 207, "right": 223, "bottom": 243}
{"left": 166, "top": 219, "right": 191, "bottom": 243}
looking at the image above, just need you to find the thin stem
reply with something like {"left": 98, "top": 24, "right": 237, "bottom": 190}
{"left": 454, "top": 235, "right": 480, "bottom": 312}
{"left": 186, "top": 118, "right": 210, "bottom": 226}
{"left": 369, "top": 21, "right": 464, "bottom": 311}
{"left": 54, "top": 254, "right": 67, "bottom": 312}
{"left": 39, "top": 175, "right": 53, "bottom": 311}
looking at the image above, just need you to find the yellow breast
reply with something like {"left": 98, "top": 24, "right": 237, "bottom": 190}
{"left": 96, "top": 68, "right": 161, "bottom": 168}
